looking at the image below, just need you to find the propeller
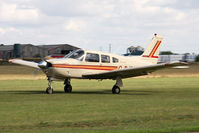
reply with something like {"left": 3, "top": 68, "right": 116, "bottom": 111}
{"left": 34, "top": 58, "right": 52, "bottom": 76}
{"left": 33, "top": 68, "right": 41, "bottom": 76}
{"left": 38, "top": 60, "right": 48, "bottom": 68}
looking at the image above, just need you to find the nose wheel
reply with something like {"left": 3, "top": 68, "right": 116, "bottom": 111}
{"left": 64, "top": 78, "right": 72, "bottom": 93}
{"left": 46, "top": 87, "right": 53, "bottom": 94}
{"left": 46, "top": 78, "right": 53, "bottom": 94}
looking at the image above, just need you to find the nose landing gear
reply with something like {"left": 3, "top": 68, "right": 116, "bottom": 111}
{"left": 46, "top": 78, "right": 53, "bottom": 94}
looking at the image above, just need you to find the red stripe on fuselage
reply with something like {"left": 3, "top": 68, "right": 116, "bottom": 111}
{"left": 52, "top": 64, "right": 118, "bottom": 71}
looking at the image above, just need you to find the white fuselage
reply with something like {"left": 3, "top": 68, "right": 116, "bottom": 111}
{"left": 44, "top": 50, "right": 154, "bottom": 80}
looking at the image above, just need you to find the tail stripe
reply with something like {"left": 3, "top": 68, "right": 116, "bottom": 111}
{"left": 149, "top": 40, "right": 161, "bottom": 57}
{"left": 142, "top": 40, "right": 161, "bottom": 58}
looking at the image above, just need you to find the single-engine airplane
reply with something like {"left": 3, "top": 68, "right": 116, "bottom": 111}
{"left": 9, "top": 34, "right": 186, "bottom": 94}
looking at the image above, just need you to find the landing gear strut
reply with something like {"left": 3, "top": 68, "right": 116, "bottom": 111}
{"left": 112, "top": 77, "right": 123, "bottom": 94}
{"left": 46, "top": 78, "right": 53, "bottom": 94}
{"left": 64, "top": 78, "right": 72, "bottom": 93}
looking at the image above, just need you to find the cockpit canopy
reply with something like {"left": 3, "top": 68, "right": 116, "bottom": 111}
{"left": 64, "top": 49, "right": 119, "bottom": 63}
{"left": 64, "top": 49, "right": 84, "bottom": 60}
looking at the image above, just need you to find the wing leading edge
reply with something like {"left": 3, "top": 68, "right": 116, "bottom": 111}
{"left": 82, "top": 62, "right": 188, "bottom": 79}
{"left": 9, "top": 59, "right": 39, "bottom": 69}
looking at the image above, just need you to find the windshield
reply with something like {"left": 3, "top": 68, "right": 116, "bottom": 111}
{"left": 64, "top": 49, "right": 84, "bottom": 60}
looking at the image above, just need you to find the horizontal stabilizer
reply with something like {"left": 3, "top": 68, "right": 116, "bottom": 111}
{"left": 172, "top": 66, "right": 189, "bottom": 69}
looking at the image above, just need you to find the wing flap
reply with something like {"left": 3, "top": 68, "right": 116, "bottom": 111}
{"left": 82, "top": 62, "right": 188, "bottom": 79}
{"left": 9, "top": 59, "right": 39, "bottom": 69}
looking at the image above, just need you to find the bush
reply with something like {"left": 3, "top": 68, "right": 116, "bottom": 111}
{"left": 195, "top": 55, "right": 199, "bottom": 62}
{"left": 160, "top": 51, "right": 173, "bottom": 55}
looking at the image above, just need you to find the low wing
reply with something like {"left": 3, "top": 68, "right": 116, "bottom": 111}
{"left": 82, "top": 62, "right": 188, "bottom": 79}
{"left": 9, "top": 59, "right": 39, "bottom": 69}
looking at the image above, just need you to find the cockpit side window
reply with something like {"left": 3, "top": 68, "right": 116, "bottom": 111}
{"left": 112, "top": 57, "right": 119, "bottom": 63}
{"left": 65, "top": 49, "right": 84, "bottom": 61}
{"left": 85, "top": 53, "right": 99, "bottom": 62}
{"left": 101, "top": 55, "right": 110, "bottom": 63}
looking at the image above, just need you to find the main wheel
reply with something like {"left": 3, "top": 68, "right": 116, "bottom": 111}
{"left": 64, "top": 85, "right": 72, "bottom": 93}
{"left": 46, "top": 87, "right": 53, "bottom": 94}
{"left": 112, "top": 85, "right": 120, "bottom": 94}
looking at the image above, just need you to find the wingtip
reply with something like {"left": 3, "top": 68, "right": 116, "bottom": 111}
{"left": 9, "top": 59, "right": 22, "bottom": 63}
{"left": 9, "top": 59, "right": 13, "bottom": 63}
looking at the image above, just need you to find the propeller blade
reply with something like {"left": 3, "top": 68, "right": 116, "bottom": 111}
{"left": 33, "top": 68, "right": 41, "bottom": 76}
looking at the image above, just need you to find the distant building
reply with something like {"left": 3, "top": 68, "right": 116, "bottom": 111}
{"left": 42, "top": 44, "right": 79, "bottom": 55}
{"left": 124, "top": 46, "right": 144, "bottom": 56}
{"left": 0, "top": 44, "right": 14, "bottom": 60}
{"left": 0, "top": 43, "right": 79, "bottom": 60}
{"left": 158, "top": 54, "right": 196, "bottom": 63}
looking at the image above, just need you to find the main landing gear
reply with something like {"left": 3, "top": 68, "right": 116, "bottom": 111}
{"left": 64, "top": 78, "right": 72, "bottom": 93}
{"left": 46, "top": 78, "right": 53, "bottom": 94}
{"left": 112, "top": 77, "right": 123, "bottom": 94}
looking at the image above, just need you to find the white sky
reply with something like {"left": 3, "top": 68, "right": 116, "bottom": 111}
{"left": 0, "top": 0, "right": 198, "bottom": 54}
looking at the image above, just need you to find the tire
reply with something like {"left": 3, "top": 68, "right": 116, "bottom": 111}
{"left": 46, "top": 87, "right": 53, "bottom": 94}
{"left": 112, "top": 85, "right": 120, "bottom": 94}
{"left": 64, "top": 85, "right": 72, "bottom": 93}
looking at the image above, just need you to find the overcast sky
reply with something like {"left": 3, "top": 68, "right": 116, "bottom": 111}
{"left": 0, "top": 0, "right": 198, "bottom": 54}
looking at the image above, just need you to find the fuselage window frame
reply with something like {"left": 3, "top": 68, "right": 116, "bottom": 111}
{"left": 112, "top": 57, "right": 119, "bottom": 63}
{"left": 85, "top": 53, "right": 100, "bottom": 63}
{"left": 101, "top": 54, "right": 110, "bottom": 63}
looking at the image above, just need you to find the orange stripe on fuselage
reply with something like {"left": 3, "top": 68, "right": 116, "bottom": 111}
{"left": 52, "top": 64, "right": 118, "bottom": 71}
{"left": 149, "top": 40, "right": 161, "bottom": 57}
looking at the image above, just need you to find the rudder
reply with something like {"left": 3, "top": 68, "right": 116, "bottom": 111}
{"left": 141, "top": 34, "right": 163, "bottom": 64}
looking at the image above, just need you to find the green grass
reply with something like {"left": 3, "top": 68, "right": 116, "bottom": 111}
{"left": 0, "top": 77, "right": 199, "bottom": 133}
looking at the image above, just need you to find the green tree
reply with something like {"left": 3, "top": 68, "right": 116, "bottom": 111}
{"left": 160, "top": 51, "right": 173, "bottom": 55}
{"left": 195, "top": 55, "right": 199, "bottom": 62}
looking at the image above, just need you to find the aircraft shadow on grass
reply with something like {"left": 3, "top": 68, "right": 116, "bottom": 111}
{"left": 1, "top": 89, "right": 161, "bottom": 95}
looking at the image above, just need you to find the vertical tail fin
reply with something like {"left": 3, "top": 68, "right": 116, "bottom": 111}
{"left": 141, "top": 34, "right": 163, "bottom": 64}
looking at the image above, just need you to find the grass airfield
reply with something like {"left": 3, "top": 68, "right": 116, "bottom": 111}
{"left": 0, "top": 64, "right": 199, "bottom": 133}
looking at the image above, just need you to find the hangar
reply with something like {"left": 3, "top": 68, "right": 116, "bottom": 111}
{"left": 0, "top": 44, "right": 79, "bottom": 60}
